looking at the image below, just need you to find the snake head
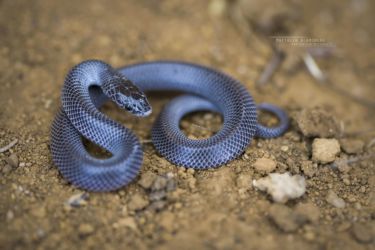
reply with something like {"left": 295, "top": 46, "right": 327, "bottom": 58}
{"left": 103, "top": 74, "right": 152, "bottom": 117}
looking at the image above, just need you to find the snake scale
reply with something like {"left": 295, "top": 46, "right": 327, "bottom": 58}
{"left": 51, "top": 60, "right": 289, "bottom": 191}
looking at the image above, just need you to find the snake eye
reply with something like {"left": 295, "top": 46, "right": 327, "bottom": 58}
{"left": 116, "top": 84, "right": 131, "bottom": 97}
{"left": 131, "top": 92, "right": 143, "bottom": 100}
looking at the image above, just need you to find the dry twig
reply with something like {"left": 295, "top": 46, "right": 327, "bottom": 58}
{"left": 0, "top": 139, "right": 18, "bottom": 153}
{"left": 303, "top": 52, "right": 375, "bottom": 109}
{"left": 256, "top": 49, "right": 285, "bottom": 86}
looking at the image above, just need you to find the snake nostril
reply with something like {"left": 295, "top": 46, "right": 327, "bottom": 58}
{"left": 179, "top": 111, "right": 223, "bottom": 140}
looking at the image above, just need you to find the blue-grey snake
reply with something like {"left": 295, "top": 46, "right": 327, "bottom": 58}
{"left": 51, "top": 60, "right": 289, "bottom": 191}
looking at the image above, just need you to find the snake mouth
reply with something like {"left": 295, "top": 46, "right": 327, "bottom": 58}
{"left": 131, "top": 107, "right": 152, "bottom": 117}
{"left": 137, "top": 108, "right": 152, "bottom": 117}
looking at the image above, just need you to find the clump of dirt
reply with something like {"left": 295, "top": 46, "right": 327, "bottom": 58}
{"left": 293, "top": 107, "right": 341, "bottom": 138}
{"left": 0, "top": 0, "right": 374, "bottom": 249}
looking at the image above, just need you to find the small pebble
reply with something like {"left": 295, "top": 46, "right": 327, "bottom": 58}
{"left": 253, "top": 157, "right": 277, "bottom": 173}
{"left": 187, "top": 168, "right": 195, "bottom": 175}
{"left": 343, "top": 178, "right": 351, "bottom": 186}
{"left": 78, "top": 223, "right": 95, "bottom": 236}
{"left": 354, "top": 202, "right": 361, "bottom": 209}
{"left": 351, "top": 222, "right": 373, "bottom": 243}
{"left": 300, "top": 160, "right": 317, "bottom": 177}
{"left": 149, "top": 190, "right": 166, "bottom": 201}
{"left": 6, "top": 154, "right": 19, "bottom": 168}
{"left": 31, "top": 206, "right": 46, "bottom": 218}
{"left": 113, "top": 217, "right": 138, "bottom": 231}
{"left": 44, "top": 99, "right": 52, "bottom": 109}
{"left": 336, "top": 222, "right": 351, "bottom": 232}
{"left": 312, "top": 138, "right": 340, "bottom": 164}
{"left": 149, "top": 200, "right": 167, "bottom": 211}
{"left": 208, "top": 0, "right": 227, "bottom": 17}
{"left": 340, "top": 138, "right": 364, "bottom": 154}
{"left": 166, "top": 177, "right": 176, "bottom": 192}
{"left": 128, "top": 194, "right": 149, "bottom": 211}
{"left": 326, "top": 190, "right": 346, "bottom": 208}
{"left": 6, "top": 210, "right": 14, "bottom": 221}
{"left": 187, "top": 177, "right": 197, "bottom": 190}
{"left": 281, "top": 145, "right": 289, "bottom": 152}
{"left": 159, "top": 211, "right": 176, "bottom": 233}
{"left": 268, "top": 204, "right": 304, "bottom": 232}
{"left": 65, "top": 192, "right": 89, "bottom": 208}
{"left": 334, "top": 158, "right": 351, "bottom": 173}
{"left": 152, "top": 176, "right": 168, "bottom": 191}
{"left": 174, "top": 202, "right": 183, "bottom": 209}
{"left": 294, "top": 108, "right": 339, "bottom": 138}
{"left": 138, "top": 172, "right": 156, "bottom": 189}
{"left": 348, "top": 194, "right": 357, "bottom": 202}
{"left": 303, "top": 231, "right": 316, "bottom": 241}
{"left": 2, "top": 164, "right": 12, "bottom": 174}
{"left": 236, "top": 173, "right": 252, "bottom": 189}
{"left": 295, "top": 202, "right": 320, "bottom": 223}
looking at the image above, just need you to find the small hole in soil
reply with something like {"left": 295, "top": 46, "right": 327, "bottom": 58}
{"left": 258, "top": 109, "right": 280, "bottom": 127}
{"left": 82, "top": 137, "right": 112, "bottom": 159}
{"left": 179, "top": 111, "right": 223, "bottom": 139}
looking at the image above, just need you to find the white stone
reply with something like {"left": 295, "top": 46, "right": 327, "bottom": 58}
{"left": 253, "top": 172, "right": 306, "bottom": 203}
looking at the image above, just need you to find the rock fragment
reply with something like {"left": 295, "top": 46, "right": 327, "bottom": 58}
{"left": 312, "top": 138, "right": 340, "bottom": 164}
{"left": 6, "top": 154, "right": 19, "bottom": 168}
{"left": 159, "top": 211, "right": 176, "bottom": 233}
{"left": 326, "top": 190, "right": 346, "bottom": 208}
{"left": 149, "top": 200, "right": 167, "bottom": 211}
{"left": 281, "top": 145, "right": 289, "bottom": 152}
{"left": 152, "top": 176, "right": 168, "bottom": 191}
{"left": 268, "top": 204, "right": 304, "bottom": 232}
{"left": 340, "top": 138, "right": 364, "bottom": 154}
{"left": 333, "top": 157, "right": 351, "bottom": 173}
{"left": 300, "top": 160, "right": 317, "bottom": 177}
{"left": 295, "top": 202, "right": 320, "bottom": 223}
{"left": 128, "top": 194, "right": 149, "bottom": 211}
{"left": 138, "top": 172, "right": 156, "bottom": 189}
{"left": 2, "top": 164, "right": 12, "bottom": 174}
{"left": 149, "top": 190, "right": 167, "bottom": 201}
{"left": 113, "top": 217, "right": 138, "bottom": 231}
{"left": 253, "top": 172, "right": 306, "bottom": 203}
{"left": 65, "top": 192, "right": 89, "bottom": 208}
{"left": 294, "top": 108, "right": 339, "bottom": 138}
{"left": 6, "top": 210, "right": 14, "bottom": 221}
{"left": 78, "top": 223, "right": 95, "bottom": 236}
{"left": 351, "top": 222, "right": 374, "bottom": 244}
{"left": 236, "top": 173, "right": 252, "bottom": 189}
{"left": 148, "top": 173, "right": 176, "bottom": 204}
{"left": 31, "top": 206, "right": 46, "bottom": 218}
{"left": 253, "top": 157, "right": 277, "bottom": 173}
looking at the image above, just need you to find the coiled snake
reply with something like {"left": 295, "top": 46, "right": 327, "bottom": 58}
{"left": 51, "top": 60, "right": 289, "bottom": 191}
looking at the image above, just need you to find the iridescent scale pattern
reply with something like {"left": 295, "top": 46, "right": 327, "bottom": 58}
{"left": 51, "top": 60, "right": 289, "bottom": 191}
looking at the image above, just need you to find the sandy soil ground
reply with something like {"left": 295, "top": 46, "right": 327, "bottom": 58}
{"left": 0, "top": 0, "right": 374, "bottom": 249}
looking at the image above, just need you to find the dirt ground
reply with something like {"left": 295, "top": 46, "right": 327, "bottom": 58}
{"left": 0, "top": 0, "right": 374, "bottom": 249}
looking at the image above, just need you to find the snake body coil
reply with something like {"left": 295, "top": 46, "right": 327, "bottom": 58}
{"left": 51, "top": 60, "right": 289, "bottom": 191}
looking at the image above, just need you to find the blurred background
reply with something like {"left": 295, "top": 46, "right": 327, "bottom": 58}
{"left": 0, "top": 0, "right": 374, "bottom": 249}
